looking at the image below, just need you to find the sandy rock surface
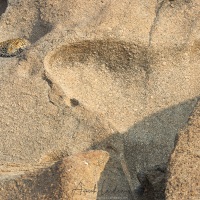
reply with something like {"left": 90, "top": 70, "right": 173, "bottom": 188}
{"left": 0, "top": 0, "right": 200, "bottom": 199}
{"left": 0, "top": 151, "right": 113, "bottom": 200}
{"left": 0, "top": 162, "right": 61, "bottom": 199}
{"left": 59, "top": 150, "right": 133, "bottom": 200}
{"left": 166, "top": 100, "right": 200, "bottom": 200}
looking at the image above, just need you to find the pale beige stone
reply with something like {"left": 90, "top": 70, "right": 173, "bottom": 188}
{"left": 60, "top": 150, "right": 109, "bottom": 200}
{"left": 166, "top": 100, "right": 200, "bottom": 200}
{"left": 0, "top": 0, "right": 200, "bottom": 198}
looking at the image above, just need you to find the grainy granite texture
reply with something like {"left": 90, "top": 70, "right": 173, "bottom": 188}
{"left": 166, "top": 100, "right": 200, "bottom": 200}
{"left": 0, "top": 0, "right": 200, "bottom": 199}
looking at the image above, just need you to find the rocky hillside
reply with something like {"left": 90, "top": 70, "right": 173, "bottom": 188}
{"left": 0, "top": 0, "right": 199, "bottom": 199}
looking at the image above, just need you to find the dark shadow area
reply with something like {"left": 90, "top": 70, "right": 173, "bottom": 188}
{"left": 91, "top": 97, "right": 199, "bottom": 200}
{"left": 29, "top": 1, "right": 52, "bottom": 43}
{"left": 29, "top": 19, "right": 52, "bottom": 43}
{"left": 29, "top": 162, "right": 62, "bottom": 199}
{"left": 135, "top": 163, "right": 167, "bottom": 200}
{"left": 0, "top": 0, "right": 8, "bottom": 16}
{"left": 0, "top": 162, "right": 62, "bottom": 199}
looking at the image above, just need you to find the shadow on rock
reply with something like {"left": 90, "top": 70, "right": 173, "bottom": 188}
{"left": 0, "top": 0, "right": 7, "bottom": 16}
{"left": 91, "top": 97, "right": 198, "bottom": 200}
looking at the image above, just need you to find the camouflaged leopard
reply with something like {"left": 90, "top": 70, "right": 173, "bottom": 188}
{"left": 0, "top": 38, "right": 30, "bottom": 57}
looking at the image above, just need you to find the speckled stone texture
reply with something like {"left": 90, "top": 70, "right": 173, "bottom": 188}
{"left": 166, "top": 99, "right": 200, "bottom": 199}
{"left": 0, "top": 0, "right": 200, "bottom": 199}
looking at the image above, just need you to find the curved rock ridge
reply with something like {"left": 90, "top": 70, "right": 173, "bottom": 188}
{"left": 0, "top": 0, "right": 200, "bottom": 199}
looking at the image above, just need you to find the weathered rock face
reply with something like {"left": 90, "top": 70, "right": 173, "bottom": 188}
{"left": 0, "top": 162, "right": 62, "bottom": 199}
{"left": 0, "top": 0, "right": 200, "bottom": 199}
{"left": 60, "top": 151, "right": 109, "bottom": 200}
{"left": 0, "top": 150, "right": 132, "bottom": 200}
{"left": 166, "top": 99, "right": 200, "bottom": 200}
